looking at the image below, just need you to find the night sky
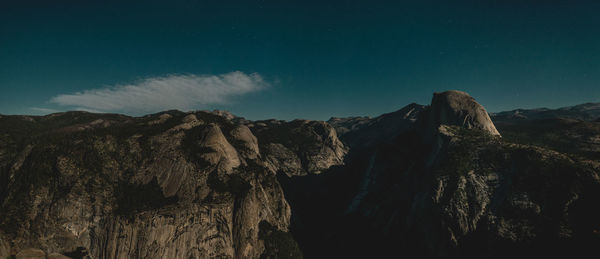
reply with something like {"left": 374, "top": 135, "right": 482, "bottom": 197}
{"left": 1, "top": 0, "right": 599, "bottom": 120}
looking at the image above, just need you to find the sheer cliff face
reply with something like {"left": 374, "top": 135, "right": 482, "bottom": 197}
{"left": 424, "top": 90, "right": 500, "bottom": 136}
{"left": 1, "top": 91, "right": 599, "bottom": 259}
{"left": 0, "top": 111, "right": 342, "bottom": 258}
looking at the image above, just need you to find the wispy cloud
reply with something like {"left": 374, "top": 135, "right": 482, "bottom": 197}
{"left": 30, "top": 107, "right": 61, "bottom": 115}
{"left": 50, "top": 71, "right": 267, "bottom": 114}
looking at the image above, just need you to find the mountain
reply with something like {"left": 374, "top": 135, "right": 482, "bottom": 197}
{"left": 287, "top": 91, "right": 599, "bottom": 258}
{"left": 0, "top": 111, "right": 319, "bottom": 258}
{"left": 491, "top": 102, "right": 600, "bottom": 122}
{"left": 492, "top": 102, "right": 600, "bottom": 162}
{"left": 1, "top": 91, "right": 599, "bottom": 258}
{"left": 495, "top": 118, "right": 600, "bottom": 161}
{"left": 328, "top": 102, "right": 425, "bottom": 148}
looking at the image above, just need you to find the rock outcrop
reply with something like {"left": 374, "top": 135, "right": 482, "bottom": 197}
{"left": 424, "top": 90, "right": 500, "bottom": 136}
{"left": 197, "top": 123, "right": 241, "bottom": 171}
{"left": 251, "top": 119, "right": 347, "bottom": 176}
{"left": 281, "top": 91, "right": 600, "bottom": 258}
{"left": 0, "top": 111, "right": 301, "bottom": 259}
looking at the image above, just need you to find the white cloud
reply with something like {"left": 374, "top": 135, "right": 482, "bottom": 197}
{"left": 29, "top": 107, "right": 61, "bottom": 115}
{"left": 50, "top": 71, "right": 267, "bottom": 114}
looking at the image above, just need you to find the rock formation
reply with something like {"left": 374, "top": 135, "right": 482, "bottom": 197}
{"left": 0, "top": 111, "right": 303, "bottom": 259}
{"left": 329, "top": 103, "right": 425, "bottom": 148}
{"left": 250, "top": 119, "right": 347, "bottom": 176}
{"left": 278, "top": 91, "right": 599, "bottom": 258}
{"left": 1, "top": 91, "right": 599, "bottom": 259}
{"left": 424, "top": 90, "right": 500, "bottom": 136}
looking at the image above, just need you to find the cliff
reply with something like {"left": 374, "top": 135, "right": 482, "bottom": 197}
{"left": 0, "top": 111, "right": 318, "bottom": 258}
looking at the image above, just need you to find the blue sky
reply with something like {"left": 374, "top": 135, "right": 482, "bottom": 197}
{"left": 1, "top": 0, "right": 599, "bottom": 120}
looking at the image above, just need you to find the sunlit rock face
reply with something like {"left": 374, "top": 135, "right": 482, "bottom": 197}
{"left": 427, "top": 90, "right": 500, "bottom": 136}
{"left": 250, "top": 119, "right": 347, "bottom": 177}
{"left": 0, "top": 111, "right": 301, "bottom": 259}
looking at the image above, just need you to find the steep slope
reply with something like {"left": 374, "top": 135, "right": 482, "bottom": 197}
{"left": 281, "top": 91, "right": 599, "bottom": 258}
{"left": 423, "top": 90, "right": 500, "bottom": 136}
{"left": 249, "top": 119, "right": 347, "bottom": 176}
{"left": 345, "top": 127, "right": 599, "bottom": 258}
{"left": 328, "top": 103, "right": 425, "bottom": 148}
{"left": 0, "top": 111, "right": 304, "bottom": 259}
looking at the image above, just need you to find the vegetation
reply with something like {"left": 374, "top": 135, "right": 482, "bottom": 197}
{"left": 63, "top": 247, "right": 88, "bottom": 259}
{"left": 179, "top": 125, "right": 214, "bottom": 168}
{"left": 435, "top": 127, "right": 500, "bottom": 177}
{"left": 114, "top": 178, "right": 178, "bottom": 217}
{"left": 206, "top": 170, "right": 252, "bottom": 197}
{"left": 496, "top": 119, "right": 600, "bottom": 160}
{"left": 259, "top": 220, "right": 303, "bottom": 259}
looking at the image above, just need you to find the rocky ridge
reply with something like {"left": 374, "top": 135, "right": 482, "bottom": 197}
{"left": 279, "top": 91, "right": 600, "bottom": 258}
{"left": 0, "top": 110, "right": 344, "bottom": 258}
{"left": 492, "top": 102, "right": 600, "bottom": 122}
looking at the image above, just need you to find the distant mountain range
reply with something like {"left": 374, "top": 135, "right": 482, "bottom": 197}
{"left": 491, "top": 102, "right": 600, "bottom": 122}
{"left": 1, "top": 91, "right": 599, "bottom": 259}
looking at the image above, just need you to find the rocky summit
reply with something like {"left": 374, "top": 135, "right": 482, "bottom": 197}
{"left": 425, "top": 90, "right": 500, "bottom": 136}
{"left": 1, "top": 91, "right": 599, "bottom": 259}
